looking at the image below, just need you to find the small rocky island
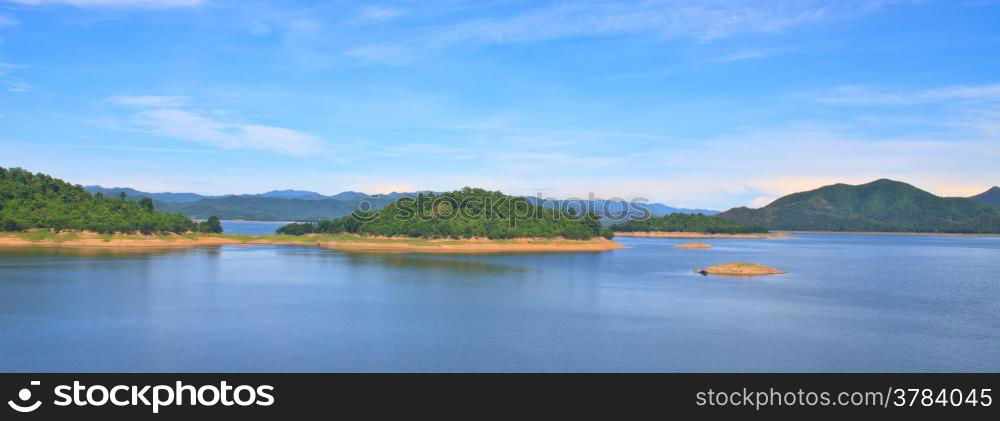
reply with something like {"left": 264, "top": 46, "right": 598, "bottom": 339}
{"left": 675, "top": 242, "right": 712, "bottom": 249}
{"left": 695, "top": 262, "right": 786, "bottom": 276}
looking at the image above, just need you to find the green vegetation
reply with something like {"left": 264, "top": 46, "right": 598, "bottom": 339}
{"left": 278, "top": 187, "right": 614, "bottom": 240}
{"left": 0, "top": 167, "right": 221, "bottom": 234}
{"left": 719, "top": 179, "right": 1000, "bottom": 233}
{"left": 971, "top": 187, "right": 1000, "bottom": 207}
{"left": 200, "top": 215, "right": 223, "bottom": 233}
{"left": 609, "top": 213, "right": 768, "bottom": 234}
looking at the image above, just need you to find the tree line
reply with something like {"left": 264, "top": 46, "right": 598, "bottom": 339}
{"left": 0, "top": 167, "right": 222, "bottom": 234}
{"left": 609, "top": 213, "right": 769, "bottom": 234}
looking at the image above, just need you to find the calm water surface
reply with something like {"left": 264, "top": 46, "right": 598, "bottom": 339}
{"left": 219, "top": 220, "right": 288, "bottom": 235}
{"left": 1, "top": 234, "right": 998, "bottom": 372}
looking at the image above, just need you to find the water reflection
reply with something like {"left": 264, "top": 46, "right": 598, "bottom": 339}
{"left": 340, "top": 253, "right": 528, "bottom": 273}
{"left": 0, "top": 246, "right": 192, "bottom": 259}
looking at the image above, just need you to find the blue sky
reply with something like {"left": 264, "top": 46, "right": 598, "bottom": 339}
{"left": 1, "top": 0, "right": 999, "bottom": 210}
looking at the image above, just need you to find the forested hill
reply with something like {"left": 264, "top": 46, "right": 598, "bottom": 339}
{"left": 971, "top": 187, "right": 1000, "bottom": 207}
{"left": 718, "top": 179, "right": 1000, "bottom": 233}
{"left": 277, "top": 187, "right": 614, "bottom": 240}
{"left": 609, "top": 213, "right": 768, "bottom": 234}
{"left": 1, "top": 167, "right": 219, "bottom": 233}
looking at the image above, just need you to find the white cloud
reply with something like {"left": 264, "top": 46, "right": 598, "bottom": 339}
{"left": 357, "top": 5, "right": 404, "bottom": 23}
{"left": 6, "top": 0, "right": 205, "bottom": 7}
{"left": 714, "top": 49, "right": 774, "bottom": 63}
{"left": 428, "top": 0, "right": 900, "bottom": 47}
{"left": 132, "top": 108, "right": 325, "bottom": 156}
{"left": 105, "top": 95, "right": 327, "bottom": 156}
{"left": 812, "top": 84, "right": 1000, "bottom": 105}
{"left": 344, "top": 43, "right": 412, "bottom": 65}
{"left": 376, "top": 143, "right": 476, "bottom": 160}
{"left": 341, "top": 0, "right": 904, "bottom": 65}
{"left": 0, "top": 14, "right": 19, "bottom": 27}
{"left": 107, "top": 95, "right": 187, "bottom": 107}
{"left": 0, "top": 62, "right": 30, "bottom": 93}
{"left": 3, "top": 79, "right": 30, "bottom": 92}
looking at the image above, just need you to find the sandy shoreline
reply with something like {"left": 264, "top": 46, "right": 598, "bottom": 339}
{"left": 613, "top": 231, "right": 790, "bottom": 239}
{"left": 0, "top": 232, "right": 624, "bottom": 253}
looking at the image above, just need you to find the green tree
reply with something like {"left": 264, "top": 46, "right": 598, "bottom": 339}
{"left": 205, "top": 216, "right": 223, "bottom": 233}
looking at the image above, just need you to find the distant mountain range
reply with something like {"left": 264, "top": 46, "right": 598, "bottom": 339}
{"left": 83, "top": 186, "right": 213, "bottom": 203}
{"left": 83, "top": 186, "right": 716, "bottom": 222}
{"left": 83, "top": 186, "right": 419, "bottom": 204}
{"left": 524, "top": 197, "right": 717, "bottom": 223}
{"left": 719, "top": 179, "right": 1000, "bottom": 233}
{"left": 971, "top": 186, "right": 1000, "bottom": 207}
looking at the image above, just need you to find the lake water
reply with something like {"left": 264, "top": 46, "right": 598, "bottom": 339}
{"left": 1, "top": 234, "right": 998, "bottom": 372}
{"left": 220, "top": 220, "right": 288, "bottom": 235}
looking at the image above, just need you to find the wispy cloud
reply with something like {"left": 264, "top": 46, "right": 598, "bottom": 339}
{"left": 356, "top": 5, "right": 404, "bottom": 23}
{"left": 376, "top": 143, "right": 476, "bottom": 160}
{"left": 107, "top": 95, "right": 187, "bottom": 107}
{"left": 341, "top": 0, "right": 904, "bottom": 65}
{"left": 810, "top": 84, "right": 1000, "bottom": 105}
{"left": 428, "top": 0, "right": 898, "bottom": 47}
{"left": 344, "top": 43, "right": 412, "bottom": 65}
{"left": 0, "top": 62, "right": 30, "bottom": 93}
{"left": 0, "top": 14, "right": 19, "bottom": 27}
{"left": 654, "top": 126, "right": 1000, "bottom": 204}
{"left": 713, "top": 49, "right": 777, "bottom": 63}
{"left": 106, "top": 96, "right": 327, "bottom": 156}
{"left": 61, "top": 143, "right": 219, "bottom": 154}
{"left": 6, "top": 0, "right": 206, "bottom": 7}
{"left": 2, "top": 79, "right": 30, "bottom": 92}
{"left": 420, "top": 119, "right": 1000, "bottom": 208}
{"left": 132, "top": 109, "right": 325, "bottom": 156}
